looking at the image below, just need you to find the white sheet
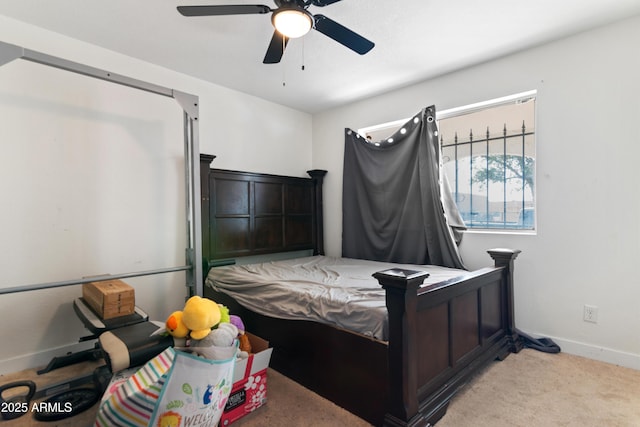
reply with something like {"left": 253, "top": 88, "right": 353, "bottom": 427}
{"left": 206, "top": 256, "right": 466, "bottom": 341}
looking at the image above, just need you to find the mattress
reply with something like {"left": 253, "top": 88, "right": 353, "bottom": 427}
{"left": 206, "top": 255, "right": 466, "bottom": 341}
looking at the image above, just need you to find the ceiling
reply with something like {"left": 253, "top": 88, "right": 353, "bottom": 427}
{"left": 1, "top": 1, "right": 639, "bottom": 113}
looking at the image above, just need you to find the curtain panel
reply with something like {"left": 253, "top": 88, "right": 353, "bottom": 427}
{"left": 342, "top": 106, "right": 466, "bottom": 269}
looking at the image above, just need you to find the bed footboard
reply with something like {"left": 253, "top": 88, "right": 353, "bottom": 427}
{"left": 206, "top": 249, "right": 521, "bottom": 426}
{"left": 374, "top": 248, "right": 521, "bottom": 426}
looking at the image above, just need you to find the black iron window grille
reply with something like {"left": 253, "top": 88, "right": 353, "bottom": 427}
{"left": 440, "top": 110, "right": 535, "bottom": 231}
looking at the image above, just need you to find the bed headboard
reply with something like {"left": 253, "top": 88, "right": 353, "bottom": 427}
{"left": 200, "top": 154, "right": 326, "bottom": 270}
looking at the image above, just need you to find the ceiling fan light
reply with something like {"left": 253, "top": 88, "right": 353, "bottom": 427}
{"left": 272, "top": 8, "right": 313, "bottom": 38}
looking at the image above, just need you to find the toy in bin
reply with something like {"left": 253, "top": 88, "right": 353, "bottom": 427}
{"left": 162, "top": 296, "right": 275, "bottom": 425}
{"left": 166, "top": 296, "right": 250, "bottom": 360}
{"left": 95, "top": 296, "right": 272, "bottom": 427}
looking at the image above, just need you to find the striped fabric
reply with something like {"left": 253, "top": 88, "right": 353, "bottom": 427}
{"left": 95, "top": 348, "right": 175, "bottom": 427}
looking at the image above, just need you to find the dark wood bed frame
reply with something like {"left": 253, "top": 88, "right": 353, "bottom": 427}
{"left": 199, "top": 154, "right": 523, "bottom": 426}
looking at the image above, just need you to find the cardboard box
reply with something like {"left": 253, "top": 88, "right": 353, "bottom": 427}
{"left": 219, "top": 333, "right": 273, "bottom": 426}
{"left": 82, "top": 279, "right": 135, "bottom": 319}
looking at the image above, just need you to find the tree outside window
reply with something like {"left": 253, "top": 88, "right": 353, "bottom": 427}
{"left": 439, "top": 94, "right": 536, "bottom": 231}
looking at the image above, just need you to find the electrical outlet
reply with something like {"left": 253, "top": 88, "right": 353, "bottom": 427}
{"left": 583, "top": 304, "right": 598, "bottom": 323}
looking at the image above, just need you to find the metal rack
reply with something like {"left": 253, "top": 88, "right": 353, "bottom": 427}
{"left": 0, "top": 40, "right": 203, "bottom": 297}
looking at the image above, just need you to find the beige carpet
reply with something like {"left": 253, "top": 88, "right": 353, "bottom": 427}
{"left": 3, "top": 349, "right": 639, "bottom": 426}
{"left": 438, "top": 349, "right": 640, "bottom": 427}
{"left": 235, "top": 349, "right": 640, "bottom": 427}
{"left": 232, "top": 368, "right": 371, "bottom": 427}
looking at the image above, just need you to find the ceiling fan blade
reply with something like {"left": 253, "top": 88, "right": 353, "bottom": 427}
{"left": 263, "top": 31, "right": 289, "bottom": 64}
{"left": 311, "top": 0, "right": 343, "bottom": 6}
{"left": 313, "top": 14, "right": 374, "bottom": 55}
{"left": 177, "top": 5, "right": 271, "bottom": 16}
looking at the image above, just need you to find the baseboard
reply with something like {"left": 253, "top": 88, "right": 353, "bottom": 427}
{"left": 0, "top": 340, "right": 96, "bottom": 376}
{"left": 527, "top": 333, "right": 640, "bottom": 371}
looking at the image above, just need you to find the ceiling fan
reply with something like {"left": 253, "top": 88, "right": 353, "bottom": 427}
{"left": 177, "top": 0, "right": 375, "bottom": 64}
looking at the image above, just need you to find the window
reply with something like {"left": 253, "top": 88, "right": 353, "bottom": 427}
{"left": 359, "top": 91, "right": 536, "bottom": 232}
{"left": 439, "top": 92, "right": 536, "bottom": 231}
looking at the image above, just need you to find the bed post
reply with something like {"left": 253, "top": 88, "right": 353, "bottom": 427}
{"left": 200, "top": 154, "right": 216, "bottom": 275}
{"left": 487, "top": 248, "right": 523, "bottom": 353}
{"left": 307, "top": 169, "right": 327, "bottom": 256}
{"left": 373, "top": 269, "right": 431, "bottom": 427}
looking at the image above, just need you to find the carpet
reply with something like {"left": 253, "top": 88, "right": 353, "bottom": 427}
{"left": 438, "top": 349, "right": 640, "bottom": 426}
{"left": 236, "top": 349, "right": 640, "bottom": 426}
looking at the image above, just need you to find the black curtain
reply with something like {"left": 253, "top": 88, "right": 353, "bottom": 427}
{"left": 342, "top": 106, "right": 466, "bottom": 269}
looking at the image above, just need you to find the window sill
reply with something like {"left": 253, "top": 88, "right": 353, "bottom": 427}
{"left": 463, "top": 229, "right": 537, "bottom": 236}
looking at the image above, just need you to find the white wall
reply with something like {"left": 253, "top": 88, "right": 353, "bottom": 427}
{"left": 0, "top": 15, "right": 312, "bottom": 374}
{"left": 313, "top": 15, "right": 640, "bottom": 369}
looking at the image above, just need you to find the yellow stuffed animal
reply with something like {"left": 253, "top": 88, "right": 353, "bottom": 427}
{"left": 165, "top": 310, "right": 189, "bottom": 338}
{"left": 181, "top": 296, "right": 221, "bottom": 340}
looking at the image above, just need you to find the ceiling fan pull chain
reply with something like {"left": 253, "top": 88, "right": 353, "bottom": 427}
{"left": 282, "top": 36, "right": 287, "bottom": 86}
{"left": 301, "top": 38, "right": 306, "bottom": 71}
